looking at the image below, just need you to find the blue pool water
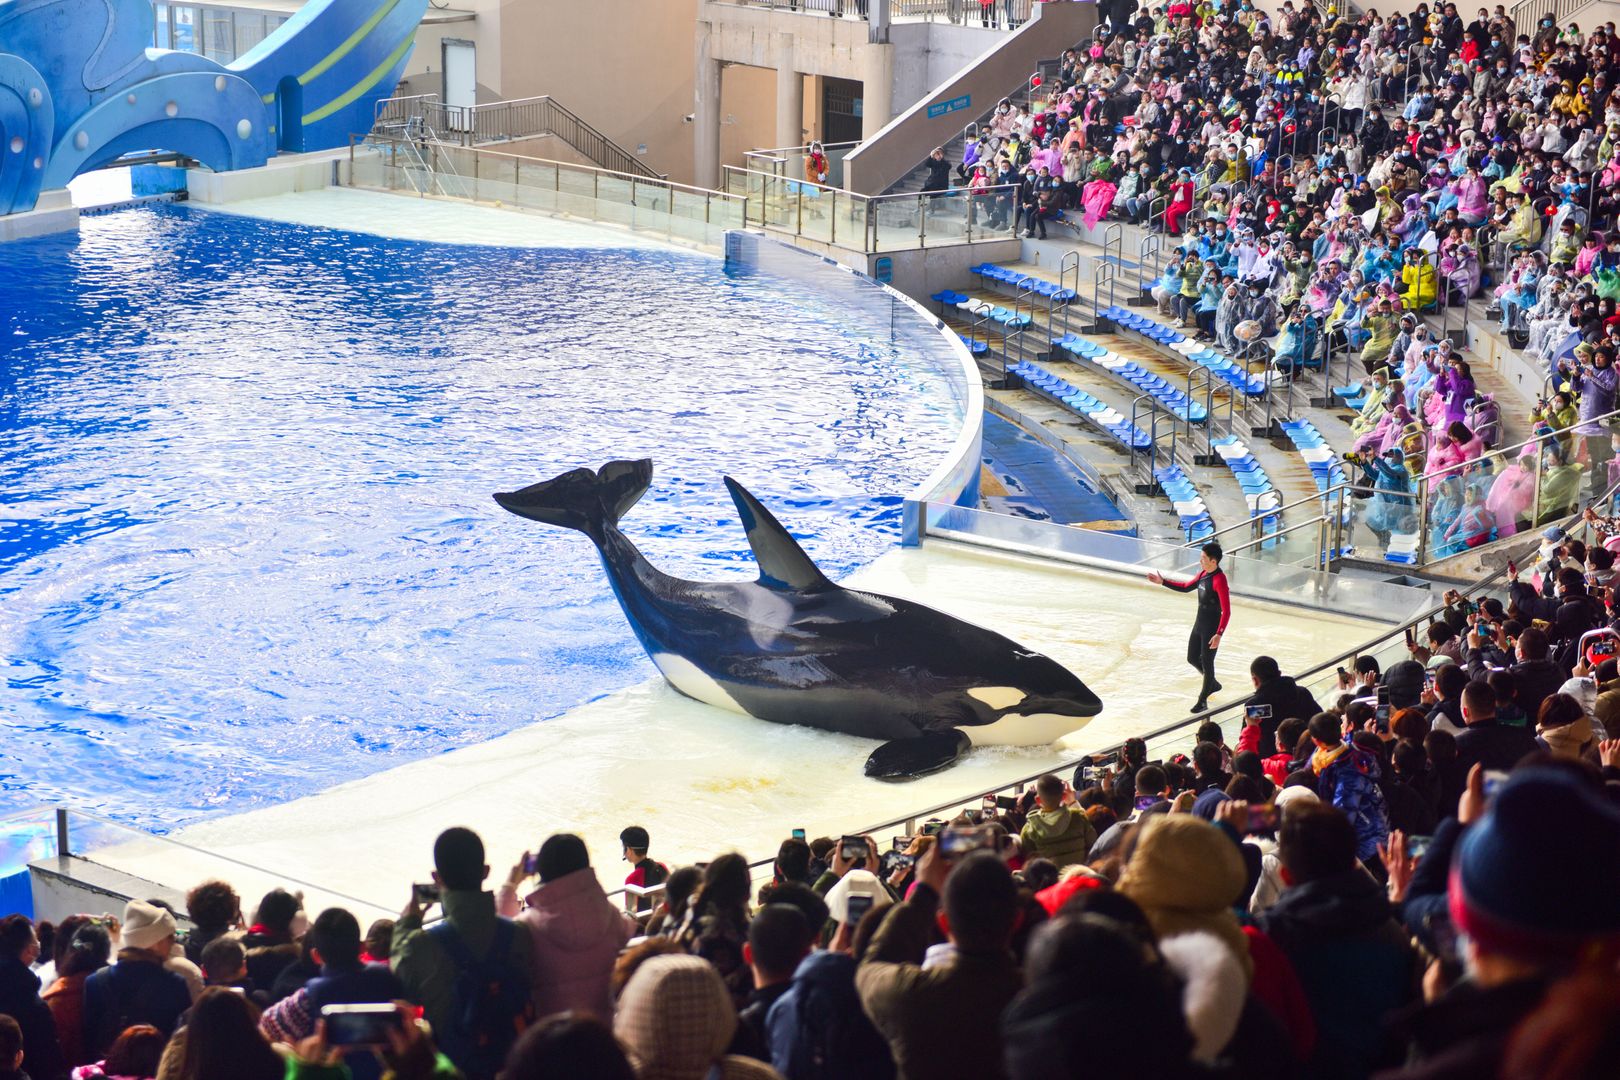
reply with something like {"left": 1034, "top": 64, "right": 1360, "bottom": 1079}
{"left": 0, "top": 205, "right": 963, "bottom": 829}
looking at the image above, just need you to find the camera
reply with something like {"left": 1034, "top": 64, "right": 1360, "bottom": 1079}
{"left": 938, "top": 825, "right": 997, "bottom": 859}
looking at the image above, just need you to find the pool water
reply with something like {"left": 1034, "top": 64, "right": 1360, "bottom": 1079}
{"left": 0, "top": 205, "right": 963, "bottom": 829}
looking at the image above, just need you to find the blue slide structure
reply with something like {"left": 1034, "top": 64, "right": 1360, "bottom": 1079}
{"left": 0, "top": 0, "right": 427, "bottom": 216}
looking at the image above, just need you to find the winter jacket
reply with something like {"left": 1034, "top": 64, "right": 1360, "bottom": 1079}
{"left": 1453, "top": 718, "right": 1539, "bottom": 777}
{"left": 1259, "top": 870, "right": 1417, "bottom": 1080}
{"left": 1466, "top": 645, "right": 1568, "bottom": 719}
{"left": 391, "top": 889, "right": 535, "bottom": 1063}
{"left": 496, "top": 868, "right": 638, "bottom": 1021}
{"left": 766, "top": 952, "right": 895, "bottom": 1080}
{"left": 1312, "top": 740, "right": 1390, "bottom": 862}
{"left": 1375, "top": 977, "right": 1548, "bottom": 1080}
{"left": 239, "top": 929, "right": 300, "bottom": 995}
{"left": 1594, "top": 676, "right": 1620, "bottom": 740}
{"left": 41, "top": 972, "right": 90, "bottom": 1069}
{"left": 1017, "top": 806, "right": 1098, "bottom": 869}
{"left": 260, "top": 963, "right": 404, "bottom": 1080}
{"left": 856, "top": 884, "right": 1022, "bottom": 1080}
{"left": 1241, "top": 675, "right": 1322, "bottom": 756}
{"left": 82, "top": 952, "right": 189, "bottom": 1063}
{"left": 0, "top": 958, "right": 66, "bottom": 1080}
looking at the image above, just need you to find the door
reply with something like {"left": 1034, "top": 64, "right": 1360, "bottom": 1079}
{"left": 822, "top": 77, "right": 863, "bottom": 144}
{"left": 442, "top": 39, "right": 476, "bottom": 131}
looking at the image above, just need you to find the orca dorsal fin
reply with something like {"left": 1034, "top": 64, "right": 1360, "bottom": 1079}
{"left": 723, "top": 477, "right": 835, "bottom": 592}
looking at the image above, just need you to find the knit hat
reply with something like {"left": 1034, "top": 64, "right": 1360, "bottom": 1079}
{"left": 121, "top": 900, "right": 177, "bottom": 951}
{"left": 1273, "top": 784, "right": 1320, "bottom": 811}
{"left": 1448, "top": 767, "right": 1620, "bottom": 966}
{"left": 1118, "top": 816, "right": 1253, "bottom": 980}
{"left": 824, "top": 870, "right": 894, "bottom": 926}
{"left": 1385, "top": 659, "right": 1427, "bottom": 710}
{"left": 614, "top": 955, "right": 737, "bottom": 1080}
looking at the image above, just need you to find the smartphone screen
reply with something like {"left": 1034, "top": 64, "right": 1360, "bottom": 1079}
{"left": 323, "top": 1004, "right": 402, "bottom": 1047}
{"left": 791, "top": 828, "right": 806, "bottom": 840}
{"left": 840, "top": 837, "right": 869, "bottom": 863}
{"left": 1406, "top": 834, "right": 1433, "bottom": 861}
{"left": 412, "top": 882, "right": 440, "bottom": 906}
{"left": 844, "top": 893, "right": 875, "bottom": 925}
{"left": 1483, "top": 770, "right": 1510, "bottom": 799}
{"left": 1245, "top": 704, "right": 1271, "bottom": 721}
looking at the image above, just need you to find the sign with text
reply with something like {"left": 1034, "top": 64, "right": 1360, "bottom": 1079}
{"left": 926, "top": 94, "right": 971, "bottom": 120}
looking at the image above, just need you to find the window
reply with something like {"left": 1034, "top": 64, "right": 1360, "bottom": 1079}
{"left": 170, "top": 5, "right": 197, "bottom": 52}
{"left": 234, "top": 13, "right": 268, "bottom": 55}
{"left": 203, "top": 9, "right": 233, "bottom": 62}
{"left": 153, "top": 3, "right": 170, "bottom": 48}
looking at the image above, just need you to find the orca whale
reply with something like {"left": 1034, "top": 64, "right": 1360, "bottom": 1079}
{"left": 493, "top": 460, "right": 1103, "bottom": 779}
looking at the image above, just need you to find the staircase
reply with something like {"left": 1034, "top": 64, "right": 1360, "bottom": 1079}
{"left": 843, "top": 0, "right": 1097, "bottom": 195}
{"left": 372, "top": 94, "right": 664, "bottom": 180}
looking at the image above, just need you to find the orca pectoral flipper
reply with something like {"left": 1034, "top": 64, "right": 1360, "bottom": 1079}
{"left": 864, "top": 729, "right": 973, "bottom": 781}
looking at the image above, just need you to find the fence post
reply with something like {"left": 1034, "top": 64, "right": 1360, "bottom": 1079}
{"left": 56, "top": 808, "right": 69, "bottom": 858}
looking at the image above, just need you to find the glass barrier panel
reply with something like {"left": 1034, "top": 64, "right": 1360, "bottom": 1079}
{"left": 798, "top": 186, "right": 834, "bottom": 244}
{"left": 596, "top": 175, "right": 635, "bottom": 228}
{"left": 713, "top": 197, "right": 746, "bottom": 232}
{"left": 921, "top": 192, "right": 970, "bottom": 246}
{"left": 871, "top": 196, "right": 922, "bottom": 252}
{"left": 918, "top": 502, "right": 1427, "bottom": 626}
{"left": 835, "top": 194, "right": 869, "bottom": 252}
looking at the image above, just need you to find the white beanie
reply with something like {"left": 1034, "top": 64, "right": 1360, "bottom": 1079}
{"left": 824, "top": 870, "right": 893, "bottom": 926}
{"left": 120, "top": 900, "right": 177, "bottom": 951}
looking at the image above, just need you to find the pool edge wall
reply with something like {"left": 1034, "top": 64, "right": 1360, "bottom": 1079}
{"left": 723, "top": 231, "right": 984, "bottom": 548}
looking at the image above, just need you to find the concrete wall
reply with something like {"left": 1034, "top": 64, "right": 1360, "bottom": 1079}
{"left": 844, "top": 0, "right": 1096, "bottom": 193}
{"left": 866, "top": 238, "right": 1024, "bottom": 301}
{"left": 488, "top": 0, "right": 714, "bottom": 183}
{"left": 400, "top": 2, "right": 504, "bottom": 104}
{"left": 888, "top": 22, "right": 1009, "bottom": 127}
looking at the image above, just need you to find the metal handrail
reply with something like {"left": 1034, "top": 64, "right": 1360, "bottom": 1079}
{"left": 360, "top": 134, "right": 738, "bottom": 202}
{"left": 407, "top": 95, "right": 664, "bottom": 180}
{"left": 852, "top": 480, "right": 1618, "bottom": 843}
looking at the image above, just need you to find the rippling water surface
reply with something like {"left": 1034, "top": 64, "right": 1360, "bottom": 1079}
{"left": 0, "top": 206, "right": 962, "bottom": 828}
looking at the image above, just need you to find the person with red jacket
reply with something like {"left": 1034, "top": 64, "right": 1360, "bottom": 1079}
{"left": 620, "top": 826, "right": 669, "bottom": 915}
{"left": 1148, "top": 541, "right": 1233, "bottom": 713}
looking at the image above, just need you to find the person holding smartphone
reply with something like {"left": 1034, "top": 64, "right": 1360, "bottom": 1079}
{"left": 1017, "top": 773, "right": 1097, "bottom": 870}
{"left": 1147, "top": 541, "right": 1232, "bottom": 712}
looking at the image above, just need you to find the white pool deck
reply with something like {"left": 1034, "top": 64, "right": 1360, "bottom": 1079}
{"left": 89, "top": 542, "right": 1381, "bottom": 921}
{"left": 66, "top": 188, "right": 1386, "bottom": 921}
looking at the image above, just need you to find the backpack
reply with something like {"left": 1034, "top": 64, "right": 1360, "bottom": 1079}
{"left": 427, "top": 919, "right": 533, "bottom": 1080}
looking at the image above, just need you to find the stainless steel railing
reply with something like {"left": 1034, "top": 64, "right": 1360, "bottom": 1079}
{"left": 416, "top": 96, "right": 664, "bottom": 180}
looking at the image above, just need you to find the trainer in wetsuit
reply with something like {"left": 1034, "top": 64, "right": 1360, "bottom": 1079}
{"left": 1147, "top": 541, "right": 1232, "bottom": 713}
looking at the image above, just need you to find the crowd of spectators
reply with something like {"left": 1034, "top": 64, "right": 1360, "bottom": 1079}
{"left": 945, "top": 0, "right": 1620, "bottom": 553}
{"left": 5, "top": 526, "right": 1620, "bottom": 1079}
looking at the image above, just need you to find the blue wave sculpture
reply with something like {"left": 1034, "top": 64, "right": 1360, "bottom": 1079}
{"left": 0, "top": 0, "right": 428, "bottom": 216}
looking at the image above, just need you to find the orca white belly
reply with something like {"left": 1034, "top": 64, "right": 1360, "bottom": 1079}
{"left": 962, "top": 710, "right": 1093, "bottom": 747}
{"left": 650, "top": 652, "right": 749, "bottom": 716}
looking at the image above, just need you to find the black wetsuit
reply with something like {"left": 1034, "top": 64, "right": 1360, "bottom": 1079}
{"left": 1159, "top": 568, "right": 1232, "bottom": 705}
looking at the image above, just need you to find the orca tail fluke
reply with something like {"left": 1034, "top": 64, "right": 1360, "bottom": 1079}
{"left": 494, "top": 459, "right": 653, "bottom": 543}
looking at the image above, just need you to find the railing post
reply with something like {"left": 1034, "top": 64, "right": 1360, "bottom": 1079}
{"left": 831, "top": 190, "right": 838, "bottom": 245}
{"left": 918, "top": 194, "right": 926, "bottom": 247}
{"left": 56, "top": 807, "right": 69, "bottom": 858}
